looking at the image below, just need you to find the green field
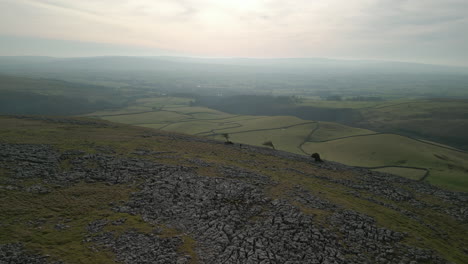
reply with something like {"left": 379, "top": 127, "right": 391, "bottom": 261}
{"left": 357, "top": 100, "right": 468, "bottom": 149}
{"left": 297, "top": 98, "right": 410, "bottom": 109}
{"left": 302, "top": 134, "right": 468, "bottom": 191}
{"left": 89, "top": 97, "right": 468, "bottom": 192}
{"left": 308, "top": 121, "right": 375, "bottom": 141}
{"left": 226, "top": 123, "right": 318, "bottom": 154}
{"left": 105, "top": 111, "right": 189, "bottom": 124}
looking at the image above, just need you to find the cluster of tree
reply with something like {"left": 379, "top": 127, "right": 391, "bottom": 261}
{"left": 195, "top": 95, "right": 360, "bottom": 123}
{"left": 324, "top": 95, "right": 383, "bottom": 101}
{"left": 324, "top": 95, "right": 343, "bottom": 101}
{"left": 0, "top": 91, "right": 123, "bottom": 115}
{"left": 347, "top": 96, "right": 384, "bottom": 101}
{"left": 193, "top": 95, "right": 299, "bottom": 114}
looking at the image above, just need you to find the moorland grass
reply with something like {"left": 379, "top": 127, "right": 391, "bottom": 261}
{"left": 0, "top": 116, "right": 467, "bottom": 263}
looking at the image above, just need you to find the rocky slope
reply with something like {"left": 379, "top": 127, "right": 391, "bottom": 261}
{"left": 0, "top": 116, "right": 467, "bottom": 264}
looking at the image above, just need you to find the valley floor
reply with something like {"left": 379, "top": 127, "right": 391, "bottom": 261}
{"left": 87, "top": 97, "right": 468, "bottom": 192}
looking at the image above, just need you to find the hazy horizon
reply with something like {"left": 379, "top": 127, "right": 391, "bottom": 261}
{"left": 1, "top": 0, "right": 468, "bottom": 67}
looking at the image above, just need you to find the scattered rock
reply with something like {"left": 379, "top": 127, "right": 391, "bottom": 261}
{"left": 89, "top": 231, "right": 185, "bottom": 264}
{"left": 26, "top": 184, "right": 50, "bottom": 194}
{"left": 0, "top": 142, "right": 462, "bottom": 263}
{"left": 0, "top": 243, "right": 59, "bottom": 264}
{"left": 87, "top": 219, "right": 108, "bottom": 233}
{"left": 111, "top": 218, "right": 127, "bottom": 226}
{"left": 54, "top": 223, "right": 70, "bottom": 231}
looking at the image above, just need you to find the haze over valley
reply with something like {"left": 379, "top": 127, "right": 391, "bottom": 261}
{"left": 1, "top": 0, "right": 468, "bottom": 263}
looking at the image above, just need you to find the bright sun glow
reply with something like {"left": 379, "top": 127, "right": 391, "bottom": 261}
{"left": 1, "top": 0, "right": 467, "bottom": 65}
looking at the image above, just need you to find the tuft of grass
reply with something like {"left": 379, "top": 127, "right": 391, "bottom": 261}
{"left": 102, "top": 213, "right": 155, "bottom": 235}
{"left": 157, "top": 225, "right": 199, "bottom": 264}
{"left": 178, "top": 235, "right": 199, "bottom": 264}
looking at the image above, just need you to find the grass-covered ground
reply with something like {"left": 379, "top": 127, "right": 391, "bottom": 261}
{"left": 358, "top": 99, "right": 468, "bottom": 149}
{"left": 302, "top": 134, "right": 468, "bottom": 191}
{"left": 88, "top": 97, "right": 468, "bottom": 192}
{"left": 0, "top": 116, "right": 467, "bottom": 263}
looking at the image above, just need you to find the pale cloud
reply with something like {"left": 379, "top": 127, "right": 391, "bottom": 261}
{"left": 0, "top": 0, "right": 467, "bottom": 65}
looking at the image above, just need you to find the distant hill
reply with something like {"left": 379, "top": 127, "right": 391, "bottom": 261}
{"left": 2, "top": 56, "right": 468, "bottom": 99}
{"left": 0, "top": 74, "right": 131, "bottom": 115}
{"left": 1, "top": 55, "right": 468, "bottom": 74}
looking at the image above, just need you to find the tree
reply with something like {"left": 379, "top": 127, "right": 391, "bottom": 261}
{"left": 311, "top": 153, "right": 323, "bottom": 162}
{"left": 326, "top": 95, "right": 342, "bottom": 101}
{"left": 262, "top": 141, "right": 275, "bottom": 150}
{"left": 222, "top": 133, "right": 233, "bottom": 145}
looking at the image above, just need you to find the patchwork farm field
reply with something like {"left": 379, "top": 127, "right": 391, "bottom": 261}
{"left": 88, "top": 97, "right": 468, "bottom": 192}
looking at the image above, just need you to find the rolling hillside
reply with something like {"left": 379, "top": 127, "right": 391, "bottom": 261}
{"left": 0, "top": 115, "right": 467, "bottom": 263}
{"left": 0, "top": 74, "right": 132, "bottom": 115}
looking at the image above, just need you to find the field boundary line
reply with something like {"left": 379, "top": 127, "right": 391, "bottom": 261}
{"left": 306, "top": 133, "right": 467, "bottom": 154}
{"left": 354, "top": 165, "right": 430, "bottom": 181}
{"left": 205, "top": 121, "right": 316, "bottom": 136}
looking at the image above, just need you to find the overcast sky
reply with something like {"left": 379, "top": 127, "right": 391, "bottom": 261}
{"left": 1, "top": 0, "right": 467, "bottom": 66}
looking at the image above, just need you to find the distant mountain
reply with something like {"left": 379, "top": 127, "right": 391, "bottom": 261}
{"left": 2, "top": 56, "right": 468, "bottom": 99}
{"left": 1, "top": 56, "right": 467, "bottom": 74}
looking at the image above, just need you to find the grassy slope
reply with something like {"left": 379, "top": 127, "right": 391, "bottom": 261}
{"left": 0, "top": 74, "right": 121, "bottom": 102}
{"left": 297, "top": 98, "right": 402, "bottom": 109}
{"left": 0, "top": 116, "right": 467, "bottom": 263}
{"left": 227, "top": 123, "right": 317, "bottom": 154}
{"left": 300, "top": 98, "right": 468, "bottom": 150}
{"left": 196, "top": 95, "right": 468, "bottom": 151}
